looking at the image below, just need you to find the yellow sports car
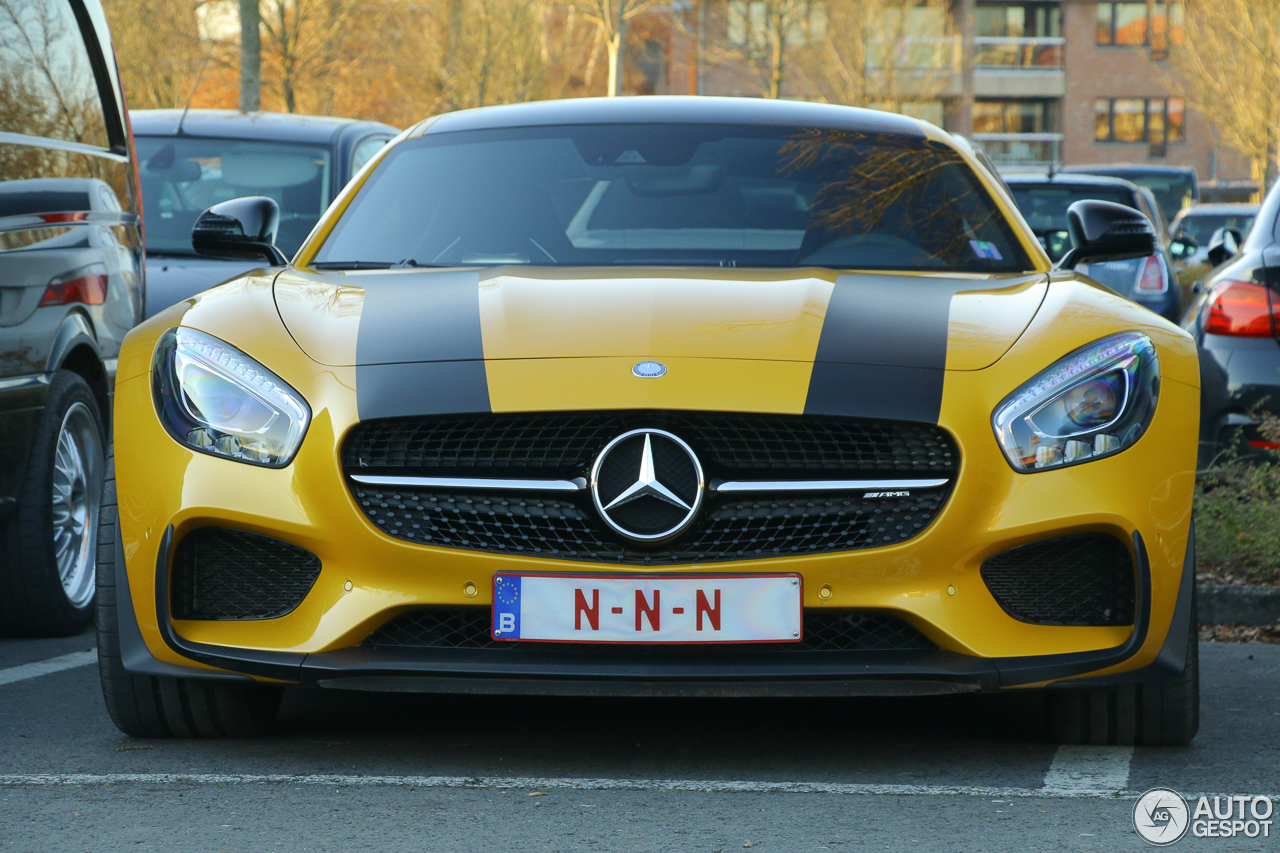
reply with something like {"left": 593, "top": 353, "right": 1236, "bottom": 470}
{"left": 98, "top": 98, "right": 1200, "bottom": 744}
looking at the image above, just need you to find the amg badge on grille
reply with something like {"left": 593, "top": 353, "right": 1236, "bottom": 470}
{"left": 590, "top": 429, "right": 704, "bottom": 542}
{"left": 632, "top": 360, "right": 667, "bottom": 378}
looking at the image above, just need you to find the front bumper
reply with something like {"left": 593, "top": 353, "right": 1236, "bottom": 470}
{"left": 114, "top": 519, "right": 1196, "bottom": 696}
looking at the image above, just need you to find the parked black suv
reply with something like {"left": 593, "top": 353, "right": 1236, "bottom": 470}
{"left": 0, "top": 0, "right": 143, "bottom": 635}
{"left": 132, "top": 110, "right": 397, "bottom": 317}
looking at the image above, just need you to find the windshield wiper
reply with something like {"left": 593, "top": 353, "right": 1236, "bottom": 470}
{"left": 310, "top": 261, "right": 394, "bottom": 270}
{"left": 310, "top": 260, "right": 452, "bottom": 270}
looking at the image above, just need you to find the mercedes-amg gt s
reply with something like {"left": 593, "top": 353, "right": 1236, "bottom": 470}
{"left": 98, "top": 97, "right": 1200, "bottom": 745}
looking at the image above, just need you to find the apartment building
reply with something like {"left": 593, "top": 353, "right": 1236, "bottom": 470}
{"left": 655, "top": 0, "right": 1254, "bottom": 199}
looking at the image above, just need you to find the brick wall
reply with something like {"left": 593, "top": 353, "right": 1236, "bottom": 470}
{"left": 1061, "top": 0, "right": 1250, "bottom": 179}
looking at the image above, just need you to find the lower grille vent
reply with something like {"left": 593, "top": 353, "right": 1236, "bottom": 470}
{"left": 364, "top": 609, "right": 936, "bottom": 652}
{"left": 980, "top": 533, "right": 1135, "bottom": 626}
{"left": 171, "top": 527, "right": 321, "bottom": 620}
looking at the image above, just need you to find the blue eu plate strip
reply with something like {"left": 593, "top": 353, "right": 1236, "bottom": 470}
{"left": 492, "top": 575, "right": 521, "bottom": 639}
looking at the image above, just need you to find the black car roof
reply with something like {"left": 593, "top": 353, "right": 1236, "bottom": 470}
{"left": 1060, "top": 163, "right": 1197, "bottom": 177}
{"left": 420, "top": 96, "right": 928, "bottom": 137}
{"left": 131, "top": 109, "right": 398, "bottom": 143}
{"left": 1003, "top": 172, "right": 1141, "bottom": 193}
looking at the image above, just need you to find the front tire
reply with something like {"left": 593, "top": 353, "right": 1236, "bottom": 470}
{"left": 96, "top": 445, "right": 282, "bottom": 738}
{"left": 1048, "top": 592, "right": 1199, "bottom": 746}
{"left": 0, "top": 370, "right": 104, "bottom": 636}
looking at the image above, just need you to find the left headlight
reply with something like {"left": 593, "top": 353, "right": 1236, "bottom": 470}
{"left": 992, "top": 331, "right": 1159, "bottom": 472}
{"left": 152, "top": 327, "right": 311, "bottom": 468}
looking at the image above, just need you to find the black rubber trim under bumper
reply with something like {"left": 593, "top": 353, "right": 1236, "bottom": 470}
{"left": 128, "top": 526, "right": 1176, "bottom": 695}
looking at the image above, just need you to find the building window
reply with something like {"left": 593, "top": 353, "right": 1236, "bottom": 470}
{"left": 975, "top": 3, "right": 1061, "bottom": 38}
{"left": 1096, "top": 2, "right": 1184, "bottom": 51}
{"left": 974, "top": 100, "right": 1053, "bottom": 134}
{"left": 1095, "top": 98, "right": 1186, "bottom": 145}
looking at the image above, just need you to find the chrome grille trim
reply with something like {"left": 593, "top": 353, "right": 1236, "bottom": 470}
{"left": 349, "top": 474, "right": 950, "bottom": 495}
{"left": 711, "top": 478, "right": 950, "bottom": 493}
{"left": 349, "top": 474, "right": 588, "bottom": 492}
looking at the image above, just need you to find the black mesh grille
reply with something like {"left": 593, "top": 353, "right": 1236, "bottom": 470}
{"left": 349, "top": 485, "right": 952, "bottom": 564}
{"left": 365, "top": 609, "right": 935, "bottom": 652}
{"left": 980, "top": 534, "right": 1135, "bottom": 626}
{"left": 343, "top": 411, "right": 958, "bottom": 477}
{"left": 171, "top": 528, "right": 321, "bottom": 620}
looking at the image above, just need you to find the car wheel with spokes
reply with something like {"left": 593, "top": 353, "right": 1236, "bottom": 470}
{"left": 0, "top": 370, "right": 105, "bottom": 636}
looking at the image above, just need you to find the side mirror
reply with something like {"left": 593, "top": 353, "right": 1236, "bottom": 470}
{"left": 1206, "top": 227, "right": 1243, "bottom": 267}
{"left": 192, "top": 196, "right": 288, "bottom": 265}
{"left": 1056, "top": 200, "right": 1157, "bottom": 270}
{"left": 1169, "top": 235, "right": 1197, "bottom": 259}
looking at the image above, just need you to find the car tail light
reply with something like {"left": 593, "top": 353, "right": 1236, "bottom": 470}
{"left": 40, "top": 265, "right": 108, "bottom": 307}
{"left": 1135, "top": 254, "right": 1166, "bottom": 292}
{"left": 1203, "top": 280, "right": 1276, "bottom": 337}
{"left": 1250, "top": 440, "right": 1280, "bottom": 450}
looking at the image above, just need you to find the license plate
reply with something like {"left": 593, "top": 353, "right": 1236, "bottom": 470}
{"left": 491, "top": 573, "right": 802, "bottom": 644}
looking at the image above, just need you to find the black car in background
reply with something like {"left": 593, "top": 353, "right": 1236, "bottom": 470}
{"left": 1170, "top": 203, "right": 1259, "bottom": 271}
{"left": 1181, "top": 181, "right": 1280, "bottom": 463}
{"left": 0, "top": 0, "right": 143, "bottom": 635}
{"left": 133, "top": 109, "right": 398, "bottom": 317}
{"left": 1060, "top": 163, "right": 1198, "bottom": 226}
{"left": 1005, "top": 172, "right": 1186, "bottom": 322}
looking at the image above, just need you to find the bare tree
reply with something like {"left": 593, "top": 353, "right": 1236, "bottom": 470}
{"left": 238, "top": 0, "right": 260, "bottom": 111}
{"left": 102, "top": 0, "right": 207, "bottom": 110}
{"left": 725, "top": 0, "right": 817, "bottom": 99}
{"left": 391, "top": 0, "right": 596, "bottom": 117}
{"left": 794, "top": 0, "right": 955, "bottom": 114}
{"left": 569, "top": 0, "right": 666, "bottom": 96}
{"left": 1165, "top": 0, "right": 1280, "bottom": 191}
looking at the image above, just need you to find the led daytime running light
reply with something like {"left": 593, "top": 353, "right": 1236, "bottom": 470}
{"left": 152, "top": 327, "right": 311, "bottom": 468}
{"left": 992, "top": 332, "right": 1159, "bottom": 473}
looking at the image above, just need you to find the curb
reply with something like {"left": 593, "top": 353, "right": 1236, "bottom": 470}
{"left": 1199, "top": 584, "right": 1280, "bottom": 626}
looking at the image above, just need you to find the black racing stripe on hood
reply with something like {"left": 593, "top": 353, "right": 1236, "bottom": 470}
{"left": 355, "top": 269, "right": 491, "bottom": 420}
{"left": 804, "top": 274, "right": 986, "bottom": 423}
{"left": 357, "top": 361, "right": 490, "bottom": 419}
{"left": 355, "top": 270, "right": 484, "bottom": 364}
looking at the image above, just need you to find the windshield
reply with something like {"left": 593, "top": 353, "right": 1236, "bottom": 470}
{"left": 135, "top": 136, "right": 332, "bottom": 257}
{"left": 312, "top": 124, "right": 1031, "bottom": 272}
{"left": 1009, "top": 184, "right": 1136, "bottom": 262}
{"left": 1174, "top": 212, "right": 1256, "bottom": 243}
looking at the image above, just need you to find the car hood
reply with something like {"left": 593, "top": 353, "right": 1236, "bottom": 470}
{"left": 145, "top": 255, "right": 265, "bottom": 319}
{"left": 273, "top": 267, "right": 1047, "bottom": 371}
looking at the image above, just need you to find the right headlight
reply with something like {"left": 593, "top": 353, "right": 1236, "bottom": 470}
{"left": 992, "top": 332, "right": 1159, "bottom": 472}
{"left": 152, "top": 327, "right": 311, "bottom": 468}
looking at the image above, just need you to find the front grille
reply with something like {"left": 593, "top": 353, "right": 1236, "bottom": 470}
{"left": 344, "top": 411, "right": 957, "bottom": 562}
{"left": 170, "top": 527, "right": 321, "bottom": 620}
{"left": 348, "top": 486, "right": 951, "bottom": 564}
{"left": 364, "top": 608, "right": 936, "bottom": 652}
{"left": 343, "top": 411, "right": 958, "bottom": 476}
{"left": 980, "top": 533, "right": 1135, "bottom": 626}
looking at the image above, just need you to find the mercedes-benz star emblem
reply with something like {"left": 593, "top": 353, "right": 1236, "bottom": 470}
{"left": 632, "top": 360, "right": 667, "bottom": 378}
{"left": 591, "top": 429, "right": 704, "bottom": 542}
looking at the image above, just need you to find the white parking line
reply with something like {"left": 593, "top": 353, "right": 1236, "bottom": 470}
{"left": 0, "top": 650, "right": 97, "bottom": 687}
{"left": 0, "top": 772, "right": 1133, "bottom": 798}
{"left": 1042, "top": 745, "right": 1133, "bottom": 795}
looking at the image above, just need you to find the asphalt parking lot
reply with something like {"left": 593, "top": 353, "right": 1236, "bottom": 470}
{"left": 0, "top": 630, "right": 1276, "bottom": 852}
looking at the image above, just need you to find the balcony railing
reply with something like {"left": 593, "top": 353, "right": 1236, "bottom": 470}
{"left": 971, "top": 133, "right": 1064, "bottom": 167}
{"left": 974, "top": 37, "right": 1065, "bottom": 70}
